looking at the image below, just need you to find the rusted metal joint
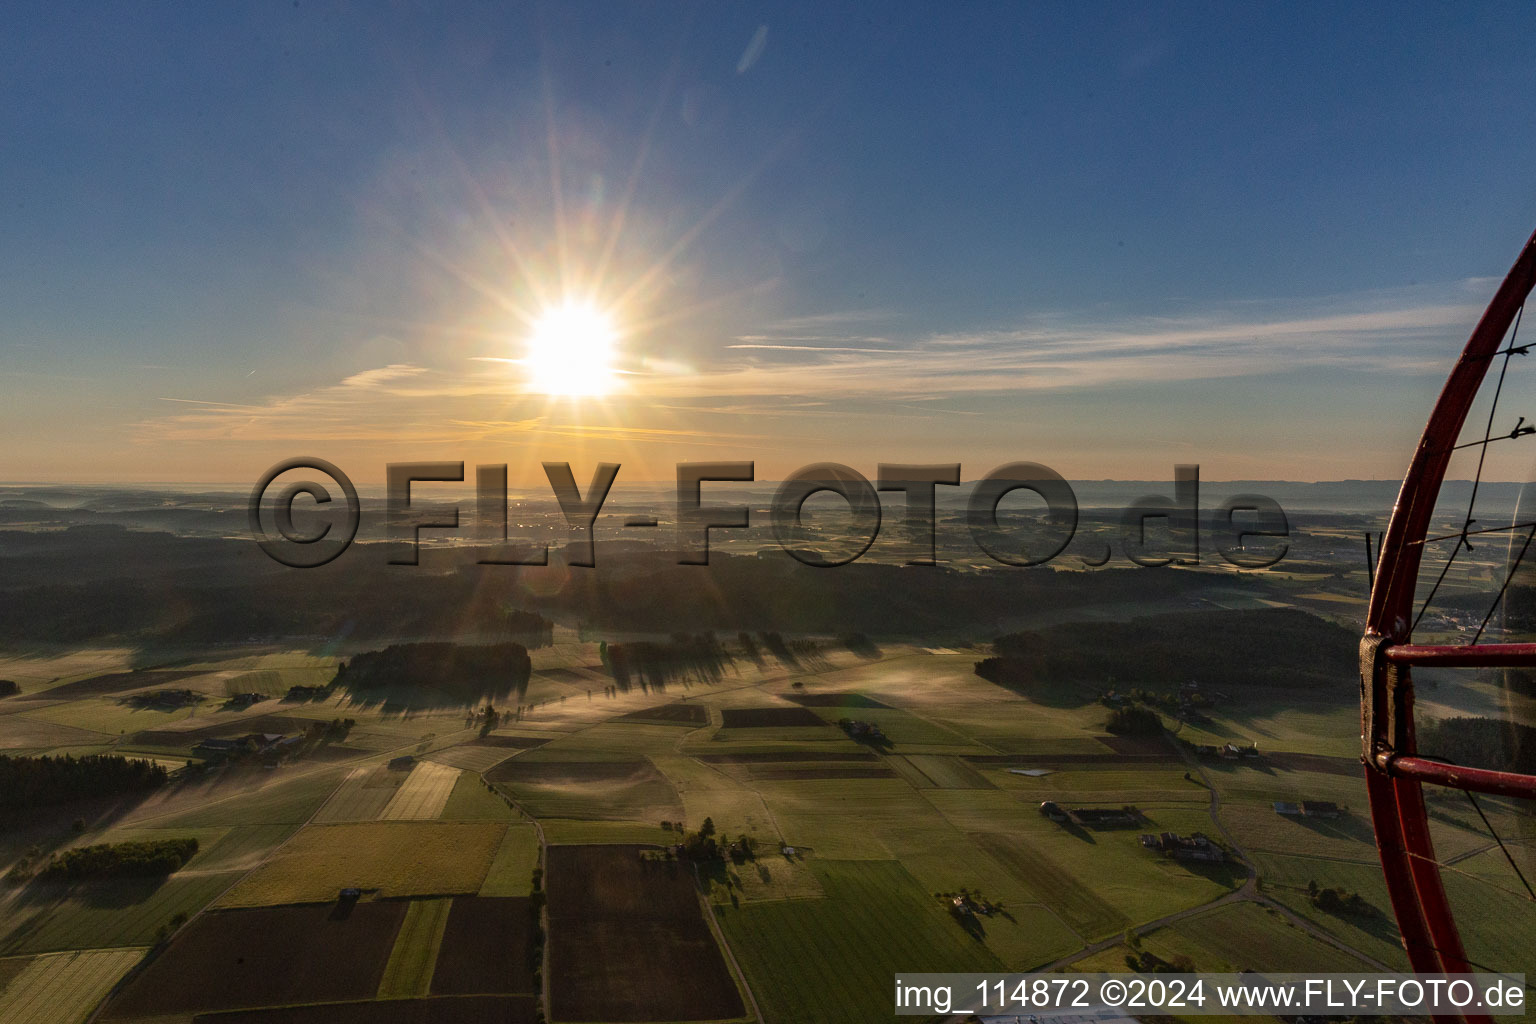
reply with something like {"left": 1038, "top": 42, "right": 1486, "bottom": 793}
{"left": 1360, "top": 631, "right": 1411, "bottom": 771}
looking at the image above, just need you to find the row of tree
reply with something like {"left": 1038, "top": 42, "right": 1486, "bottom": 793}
{"left": 664, "top": 817, "right": 756, "bottom": 862}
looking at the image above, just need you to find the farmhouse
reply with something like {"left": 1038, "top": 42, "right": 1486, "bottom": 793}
{"left": 1064, "top": 807, "right": 1141, "bottom": 828}
{"left": 194, "top": 732, "right": 292, "bottom": 761}
{"left": 1140, "top": 831, "right": 1226, "bottom": 862}
{"left": 837, "top": 718, "right": 886, "bottom": 742}
{"left": 1040, "top": 802, "right": 1141, "bottom": 828}
{"left": 195, "top": 737, "right": 245, "bottom": 755}
{"left": 1273, "top": 800, "right": 1344, "bottom": 818}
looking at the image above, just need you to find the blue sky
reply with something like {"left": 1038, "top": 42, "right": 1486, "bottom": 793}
{"left": 4, "top": 3, "right": 1536, "bottom": 483}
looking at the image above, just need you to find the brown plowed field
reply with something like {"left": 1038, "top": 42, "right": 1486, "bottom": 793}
{"left": 103, "top": 902, "right": 405, "bottom": 1017}
{"left": 545, "top": 845, "right": 743, "bottom": 1022}
{"left": 429, "top": 897, "right": 536, "bottom": 996}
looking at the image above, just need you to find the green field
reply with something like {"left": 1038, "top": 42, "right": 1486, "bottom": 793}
{"left": 1146, "top": 900, "right": 1372, "bottom": 971}
{"left": 478, "top": 823, "right": 542, "bottom": 897}
{"left": 377, "top": 898, "right": 452, "bottom": 997}
{"left": 217, "top": 822, "right": 507, "bottom": 906}
{"left": 1254, "top": 853, "right": 1410, "bottom": 969}
{"left": 488, "top": 758, "right": 683, "bottom": 823}
{"left": 537, "top": 818, "right": 674, "bottom": 845}
{"left": 155, "top": 768, "right": 348, "bottom": 828}
{"left": 312, "top": 765, "right": 402, "bottom": 823}
{"left": 716, "top": 860, "right": 1005, "bottom": 1024}
{"left": 2, "top": 872, "right": 239, "bottom": 955}
{"left": 440, "top": 772, "right": 517, "bottom": 821}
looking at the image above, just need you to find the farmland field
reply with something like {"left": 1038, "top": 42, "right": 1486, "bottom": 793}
{"left": 15, "top": 669, "right": 202, "bottom": 702}
{"left": 745, "top": 763, "right": 896, "bottom": 781}
{"left": 380, "top": 761, "right": 461, "bottom": 819}
{"left": 216, "top": 822, "right": 506, "bottom": 906}
{"left": 0, "top": 948, "right": 145, "bottom": 1024}
{"left": 155, "top": 767, "right": 349, "bottom": 827}
{"left": 613, "top": 701, "right": 710, "bottom": 725}
{"left": 2, "top": 622, "right": 1523, "bottom": 1021}
{"left": 423, "top": 743, "right": 521, "bottom": 772}
{"left": 781, "top": 692, "right": 891, "bottom": 708}
{"left": 0, "top": 650, "right": 137, "bottom": 697}
{"left": 378, "top": 898, "right": 452, "bottom": 998}
{"left": 1145, "top": 900, "right": 1372, "bottom": 972}
{"left": 696, "top": 749, "right": 878, "bottom": 764}
{"left": 485, "top": 758, "right": 683, "bottom": 822}
{"left": 439, "top": 772, "right": 516, "bottom": 820}
{"left": 2, "top": 872, "right": 242, "bottom": 955}
{"left": 190, "top": 995, "right": 540, "bottom": 1024}
{"left": 103, "top": 902, "right": 406, "bottom": 1017}
{"left": 430, "top": 897, "right": 537, "bottom": 995}
{"left": 716, "top": 859, "right": 1005, "bottom": 1024}
{"left": 546, "top": 845, "right": 745, "bottom": 1022}
{"left": 313, "top": 765, "right": 403, "bottom": 822}
{"left": 719, "top": 706, "right": 828, "bottom": 728}
{"left": 887, "top": 753, "right": 995, "bottom": 789}
{"left": 477, "top": 823, "right": 541, "bottom": 897}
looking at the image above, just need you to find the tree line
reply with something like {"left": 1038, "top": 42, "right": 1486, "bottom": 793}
{"left": 1417, "top": 716, "right": 1535, "bottom": 775}
{"left": 977, "top": 608, "right": 1356, "bottom": 694}
{"left": 0, "top": 753, "right": 168, "bottom": 812}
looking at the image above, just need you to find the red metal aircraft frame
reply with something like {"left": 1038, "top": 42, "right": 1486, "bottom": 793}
{"left": 1362, "top": 226, "right": 1536, "bottom": 1022}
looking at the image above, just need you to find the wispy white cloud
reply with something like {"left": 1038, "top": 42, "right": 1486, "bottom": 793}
{"left": 136, "top": 287, "right": 1488, "bottom": 443}
{"left": 727, "top": 342, "right": 899, "bottom": 353}
{"left": 675, "top": 296, "right": 1483, "bottom": 398}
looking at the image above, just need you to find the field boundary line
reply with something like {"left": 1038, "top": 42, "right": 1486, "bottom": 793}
{"left": 81, "top": 725, "right": 477, "bottom": 1024}
{"left": 692, "top": 862, "right": 765, "bottom": 1024}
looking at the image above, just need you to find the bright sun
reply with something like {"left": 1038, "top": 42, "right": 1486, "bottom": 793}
{"left": 524, "top": 304, "right": 618, "bottom": 396}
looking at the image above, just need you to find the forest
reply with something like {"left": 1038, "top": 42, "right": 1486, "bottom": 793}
{"left": 39, "top": 837, "right": 200, "bottom": 880}
{"left": 980, "top": 608, "right": 1356, "bottom": 693}
{"left": 0, "top": 753, "right": 168, "bottom": 813}
{"left": 336, "top": 641, "right": 533, "bottom": 704}
{"left": 1417, "top": 716, "right": 1536, "bottom": 774}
